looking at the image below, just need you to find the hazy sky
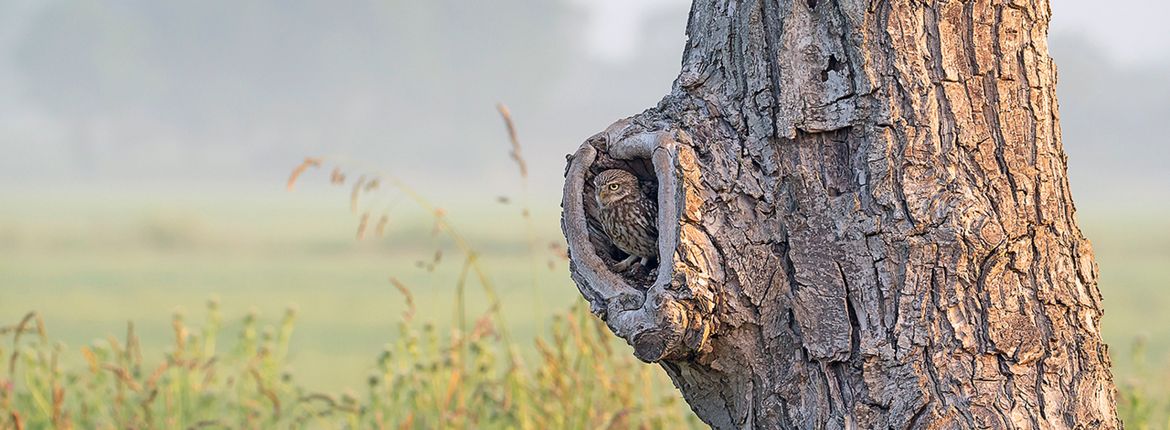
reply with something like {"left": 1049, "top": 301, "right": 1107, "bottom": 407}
{"left": 0, "top": 0, "right": 1164, "bottom": 205}
{"left": 1047, "top": 0, "right": 1170, "bottom": 64}
{"left": 580, "top": 0, "right": 1170, "bottom": 64}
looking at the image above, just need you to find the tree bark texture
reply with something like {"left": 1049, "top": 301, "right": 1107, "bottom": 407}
{"left": 561, "top": 0, "right": 1120, "bottom": 428}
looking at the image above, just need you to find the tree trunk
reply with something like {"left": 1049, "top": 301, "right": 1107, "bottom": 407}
{"left": 560, "top": 0, "right": 1119, "bottom": 428}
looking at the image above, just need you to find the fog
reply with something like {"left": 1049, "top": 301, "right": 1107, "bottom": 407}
{"left": 0, "top": 0, "right": 1166, "bottom": 210}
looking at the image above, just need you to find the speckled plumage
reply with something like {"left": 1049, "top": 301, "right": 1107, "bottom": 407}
{"left": 594, "top": 169, "right": 658, "bottom": 269}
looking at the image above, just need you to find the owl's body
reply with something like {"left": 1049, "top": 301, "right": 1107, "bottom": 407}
{"left": 594, "top": 169, "right": 658, "bottom": 270}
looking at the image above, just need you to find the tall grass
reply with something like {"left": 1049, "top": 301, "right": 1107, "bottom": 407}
{"left": 0, "top": 299, "right": 696, "bottom": 429}
{"left": 4, "top": 105, "right": 1153, "bottom": 428}
{"left": 1, "top": 106, "right": 700, "bottom": 429}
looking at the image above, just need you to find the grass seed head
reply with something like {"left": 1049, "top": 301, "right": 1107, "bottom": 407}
{"left": 286, "top": 157, "right": 323, "bottom": 191}
{"left": 330, "top": 167, "right": 347, "bottom": 185}
{"left": 350, "top": 176, "right": 367, "bottom": 213}
{"left": 375, "top": 214, "right": 390, "bottom": 237}
{"left": 356, "top": 212, "right": 370, "bottom": 240}
{"left": 496, "top": 103, "right": 527, "bottom": 179}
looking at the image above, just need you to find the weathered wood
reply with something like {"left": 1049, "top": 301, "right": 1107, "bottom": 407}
{"left": 561, "top": 0, "right": 1119, "bottom": 428}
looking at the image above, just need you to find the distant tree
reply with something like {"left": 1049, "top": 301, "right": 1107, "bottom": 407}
{"left": 561, "top": 0, "right": 1120, "bottom": 428}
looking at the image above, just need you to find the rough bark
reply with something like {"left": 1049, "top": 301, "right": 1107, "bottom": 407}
{"left": 561, "top": 0, "right": 1119, "bottom": 428}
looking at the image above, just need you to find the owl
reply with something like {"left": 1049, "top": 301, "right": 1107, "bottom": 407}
{"left": 594, "top": 169, "right": 658, "bottom": 271}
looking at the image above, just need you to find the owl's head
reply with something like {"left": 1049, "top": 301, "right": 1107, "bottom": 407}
{"left": 594, "top": 169, "right": 640, "bottom": 207}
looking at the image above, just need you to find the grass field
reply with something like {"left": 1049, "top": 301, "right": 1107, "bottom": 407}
{"left": 0, "top": 187, "right": 586, "bottom": 393}
{"left": 1, "top": 186, "right": 1168, "bottom": 426}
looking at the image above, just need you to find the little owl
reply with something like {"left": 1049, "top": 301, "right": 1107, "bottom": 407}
{"left": 594, "top": 169, "right": 658, "bottom": 271}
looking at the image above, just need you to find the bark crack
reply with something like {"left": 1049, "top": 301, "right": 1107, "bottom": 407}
{"left": 563, "top": 0, "right": 1119, "bottom": 427}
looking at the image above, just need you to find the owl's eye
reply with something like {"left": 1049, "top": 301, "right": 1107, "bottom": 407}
{"left": 608, "top": 183, "right": 620, "bottom": 191}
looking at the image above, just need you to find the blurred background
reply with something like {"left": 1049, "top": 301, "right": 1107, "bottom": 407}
{"left": 0, "top": 0, "right": 1166, "bottom": 402}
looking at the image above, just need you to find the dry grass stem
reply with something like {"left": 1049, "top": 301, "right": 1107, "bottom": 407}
{"left": 356, "top": 212, "right": 370, "bottom": 240}
{"left": 7, "top": 313, "right": 36, "bottom": 377}
{"left": 375, "top": 214, "right": 390, "bottom": 237}
{"left": 496, "top": 104, "right": 528, "bottom": 179}
{"left": 390, "top": 278, "right": 416, "bottom": 322}
{"left": 286, "top": 157, "right": 322, "bottom": 191}
{"left": 249, "top": 368, "right": 282, "bottom": 418}
{"left": 350, "top": 176, "right": 367, "bottom": 213}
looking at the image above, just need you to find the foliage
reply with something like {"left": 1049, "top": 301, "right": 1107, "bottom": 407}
{"left": 1, "top": 108, "right": 1163, "bottom": 428}
{"left": 0, "top": 142, "right": 699, "bottom": 429}
{"left": 0, "top": 298, "right": 697, "bottom": 429}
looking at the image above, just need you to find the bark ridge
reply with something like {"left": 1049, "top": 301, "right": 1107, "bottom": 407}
{"left": 561, "top": 0, "right": 1119, "bottom": 428}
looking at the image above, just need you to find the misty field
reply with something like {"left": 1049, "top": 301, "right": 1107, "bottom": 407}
{"left": 1, "top": 190, "right": 1167, "bottom": 427}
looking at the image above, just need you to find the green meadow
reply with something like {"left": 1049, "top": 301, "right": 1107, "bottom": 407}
{"left": 1, "top": 188, "right": 1167, "bottom": 427}
{"left": 0, "top": 188, "right": 584, "bottom": 391}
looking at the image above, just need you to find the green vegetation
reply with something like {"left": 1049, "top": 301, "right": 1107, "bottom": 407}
{"left": 0, "top": 181, "right": 703, "bottom": 428}
{"left": 0, "top": 188, "right": 1167, "bottom": 428}
{"left": 0, "top": 300, "right": 697, "bottom": 429}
